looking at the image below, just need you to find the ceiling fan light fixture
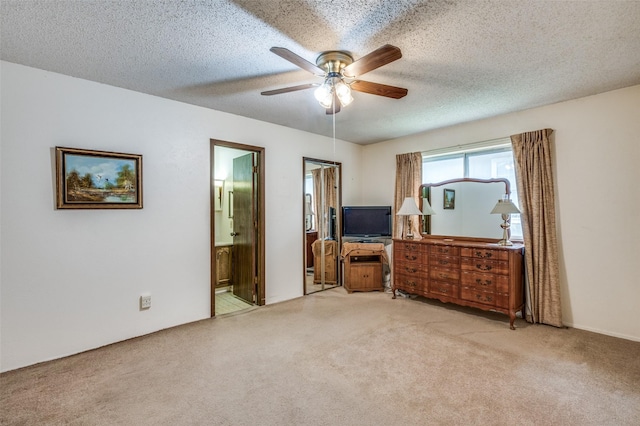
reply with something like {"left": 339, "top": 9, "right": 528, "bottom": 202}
{"left": 335, "top": 81, "right": 353, "bottom": 107}
{"left": 337, "top": 91, "right": 353, "bottom": 107}
{"left": 334, "top": 80, "right": 349, "bottom": 97}
{"left": 265, "top": 45, "right": 406, "bottom": 113}
{"left": 314, "top": 81, "right": 332, "bottom": 102}
{"left": 319, "top": 95, "right": 333, "bottom": 109}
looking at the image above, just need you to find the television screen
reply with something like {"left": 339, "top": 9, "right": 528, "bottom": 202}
{"left": 342, "top": 206, "right": 392, "bottom": 237}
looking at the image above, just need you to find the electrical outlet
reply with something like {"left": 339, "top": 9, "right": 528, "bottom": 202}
{"left": 140, "top": 294, "right": 151, "bottom": 310}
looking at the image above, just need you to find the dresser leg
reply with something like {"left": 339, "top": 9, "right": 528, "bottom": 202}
{"left": 392, "top": 287, "right": 397, "bottom": 299}
{"left": 509, "top": 311, "right": 516, "bottom": 330}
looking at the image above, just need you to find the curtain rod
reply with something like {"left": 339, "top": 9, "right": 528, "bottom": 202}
{"left": 422, "top": 137, "right": 511, "bottom": 158}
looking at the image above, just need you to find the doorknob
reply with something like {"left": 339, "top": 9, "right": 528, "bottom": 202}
{"left": 230, "top": 232, "right": 239, "bottom": 237}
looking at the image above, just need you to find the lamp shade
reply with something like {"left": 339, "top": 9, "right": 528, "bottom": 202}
{"left": 396, "top": 197, "right": 423, "bottom": 216}
{"left": 490, "top": 199, "right": 521, "bottom": 214}
{"left": 422, "top": 198, "right": 436, "bottom": 215}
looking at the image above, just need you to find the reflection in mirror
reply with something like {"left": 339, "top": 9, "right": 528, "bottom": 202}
{"left": 303, "top": 158, "right": 341, "bottom": 295}
{"left": 421, "top": 178, "right": 518, "bottom": 240}
{"left": 305, "top": 193, "right": 313, "bottom": 231}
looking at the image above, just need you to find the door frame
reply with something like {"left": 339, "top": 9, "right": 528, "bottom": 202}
{"left": 211, "top": 139, "right": 265, "bottom": 317}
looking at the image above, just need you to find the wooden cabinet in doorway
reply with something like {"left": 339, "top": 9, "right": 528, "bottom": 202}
{"left": 215, "top": 245, "right": 233, "bottom": 288}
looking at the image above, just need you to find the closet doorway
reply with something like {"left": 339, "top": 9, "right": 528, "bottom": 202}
{"left": 303, "top": 158, "right": 342, "bottom": 295}
{"left": 211, "top": 140, "right": 265, "bottom": 316}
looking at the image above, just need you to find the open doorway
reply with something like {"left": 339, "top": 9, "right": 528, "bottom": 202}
{"left": 211, "top": 140, "right": 265, "bottom": 316}
{"left": 303, "top": 158, "right": 342, "bottom": 295}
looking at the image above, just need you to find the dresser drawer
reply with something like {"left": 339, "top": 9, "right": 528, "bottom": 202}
{"left": 429, "top": 245, "right": 460, "bottom": 256}
{"left": 429, "top": 255, "right": 459, "bottom": 268}
{"left": 395, "top": 250, "right": 425, "bottom": 263}
{"left": 460, "top": 247, "right": 509, "bottom": 261}
{"left": 494, "top": 292, "right": 509, "bottom": 309}
{"left": 429, "top": 281, "right": 459, "bottom": 298}
{"left": 461, "top": 271, "right": 508, "bottom": 293}
{"left": 395, "top": 261, "right": 428, "bottom": 278}
{"left": 394, "top": 274, "right": 424, "bottom": 293}
{"left": 395, "top": 242, "right": 423, "bottom": 253}
{"left": 461, "top": 258, "right": 509, "bottom": 275}
{"left": 460, "top": 287, "right": 495, "bottom": 306}
{"left": 430, "top": 266, "right": 460, "bottom": 282}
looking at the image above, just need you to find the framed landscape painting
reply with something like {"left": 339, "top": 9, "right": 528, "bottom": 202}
{"left": 443, "top": 188, "right": 455, "bottom": 210}
{"left": 56, "top": 147, "right": 143, "bottom": 209}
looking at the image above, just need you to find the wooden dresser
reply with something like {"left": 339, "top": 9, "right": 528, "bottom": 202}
{"left": 393, "top": 238, "right": 524, "bottom": 329}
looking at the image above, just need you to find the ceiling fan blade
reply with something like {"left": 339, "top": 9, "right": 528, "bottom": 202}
{"left": 350, "top": 80, "right": 408, "bottom": 99}
{"left": 261, "top": 83, "right": 317, "bottom": 96}
{"left": 342, "top": 45, "right": 402, "bottom": 77}
{"left": 270, "top": 47, "right": 325, "bottom": 75}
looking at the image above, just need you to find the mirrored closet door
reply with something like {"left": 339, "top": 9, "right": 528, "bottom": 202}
{"left": 303, "top": 158, "right": 341, "bottom": 294}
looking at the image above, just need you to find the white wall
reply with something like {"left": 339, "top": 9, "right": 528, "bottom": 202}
{"left": 0, "top": 62, "right": 363, "bottom": 371}
{"left": 362, "top": 84, "right": 640, "bottom": 341}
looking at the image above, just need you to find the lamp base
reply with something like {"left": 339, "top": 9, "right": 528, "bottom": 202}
{"left": 497, "top": 216, "right": 512, "bottom": 246}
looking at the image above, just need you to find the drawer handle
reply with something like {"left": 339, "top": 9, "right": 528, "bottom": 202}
{"left": 438, "top": 260, "right": 450, "bottom": 265}
{"left": 437, "top": 273, "right": 450, "bottom": 279}
{"left": 476, "top": 294, "right": 493, "bottom": 302}
{"left": 438, "top": 287, "right": 449, "bottom": 294}
{"left": 404, "top": 255, "right": 417, "bottom": 261}
{"left": 475, "top": 251, "right": 492, "bottom": 258}
{"left": 475, "top": 278, "right": 492, "bottom": 286}
{"left": 404, "top": 267, "right": 417, "bottom": 273}
{"left": 476, "top": 264, "right": 492, "bottom": 271}
{"left": 407, "top": 281, "right": 417, "bottom": 287}
{"left": 438, "top": 248, "right": 450, "bottom": 254}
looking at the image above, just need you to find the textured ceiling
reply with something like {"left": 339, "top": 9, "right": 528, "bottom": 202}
{"left": 2, "top": 1, "right": 640, "bottom": 145}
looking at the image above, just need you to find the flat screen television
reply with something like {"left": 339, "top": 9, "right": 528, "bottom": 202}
{"left": 341, "top": 206, "right": 392, "bottom": 238}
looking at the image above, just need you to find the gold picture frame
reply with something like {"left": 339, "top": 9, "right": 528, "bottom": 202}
{"left": 55, "top": 146, "right": 143, "bottom": 209}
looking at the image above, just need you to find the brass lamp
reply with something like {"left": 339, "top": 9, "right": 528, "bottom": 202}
{"left": 396, "top": 197, "right": 425, "bottom": 240}
{"left": 490, "top": 197, "right": 521, "bottom": 246}
{"left": 305, "top": 200, "right": 315, "bottom": 231}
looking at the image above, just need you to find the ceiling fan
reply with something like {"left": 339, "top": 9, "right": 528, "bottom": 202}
{"left": 261, "top": 44, "right": 408, "bottom": 114}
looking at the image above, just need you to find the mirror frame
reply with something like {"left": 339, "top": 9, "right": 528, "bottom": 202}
{"left": 420, "top": 177, "right": 511, "bottom": 237}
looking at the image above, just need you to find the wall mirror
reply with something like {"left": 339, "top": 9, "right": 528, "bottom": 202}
{"left": 420, "top": 178, "right": 518, "bottom": 239}
{"left": 303, "top": 158, "right": 341, "bottom": 295}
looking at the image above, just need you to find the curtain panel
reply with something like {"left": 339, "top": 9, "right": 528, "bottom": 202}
{"left": 511, "top": 129, "right": 563, "bottom": 327}
{"left": 394, "top": 152, "right": 423, "bottom": 240}
{"left": 311, "top": 166, "right": 337, "bottom": 238}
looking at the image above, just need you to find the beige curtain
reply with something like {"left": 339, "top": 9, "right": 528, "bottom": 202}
{"left": 311, "top": 166, "right": 337, "bottom": 238}
{"left": 394, "top": 152, "right": 423, "bottom": 240}
{"left": 511, "top": 129, "right": 563, "bottom": 327}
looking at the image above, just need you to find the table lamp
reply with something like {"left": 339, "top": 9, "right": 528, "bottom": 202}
{"left": 490, "top": 197, "right": 521, "bottom": 246}
{"left": 396, "top": 197, "right": 424, "bottom": 239}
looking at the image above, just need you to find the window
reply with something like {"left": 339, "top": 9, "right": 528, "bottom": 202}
{"left": 422, "top": 140, "right": 522, "bottom": 239}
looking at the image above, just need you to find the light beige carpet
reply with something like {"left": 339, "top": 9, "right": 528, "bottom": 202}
{"left": 2, "top": 288, "right": 639, "bottom": 425}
